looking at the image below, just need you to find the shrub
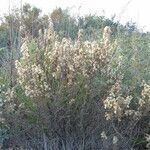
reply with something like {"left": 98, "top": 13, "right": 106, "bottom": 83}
{"left": 2, "top": 26, "right": 150, "bottom": 149}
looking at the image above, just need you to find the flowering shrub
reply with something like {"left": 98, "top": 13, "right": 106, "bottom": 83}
{"left": 15, "top": 26, "right": 116, "bottom": 104}
{"left": 2, "top": 26, "right": 150, "bottom": 149}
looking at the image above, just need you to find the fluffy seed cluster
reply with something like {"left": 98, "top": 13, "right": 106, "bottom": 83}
{"left": 15, "top": 27, "right": 115, "bottom": 102}
{"left": 138, "top": 83, "right": 150, "bottom": 115}
{"left": 104, "top": 81, "right": 150, "bottom": 121}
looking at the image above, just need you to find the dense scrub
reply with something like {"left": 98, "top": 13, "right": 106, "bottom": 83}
{"left": 0, "top": 25, "right": 149, "bottom": 149}
{"left": 0, "top": 4, "right": 150, "bottom": 150}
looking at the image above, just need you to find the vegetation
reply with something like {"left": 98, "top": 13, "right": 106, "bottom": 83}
{"left": 0, "top": 3, "right": 150, "bottom": 150}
